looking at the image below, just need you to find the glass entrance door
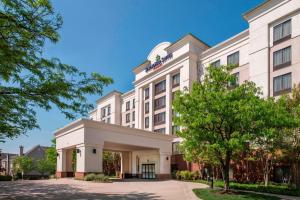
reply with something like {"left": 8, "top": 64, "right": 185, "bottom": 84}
{"left": 141, "top": 164, "right": 155, "bottom": 179}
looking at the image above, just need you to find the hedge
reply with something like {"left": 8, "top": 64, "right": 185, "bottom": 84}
{"left": 0, "top": 175, "right": 12, "bottom": 181}
{"left": 84, "top": 173, "right": 110, "bottom": 182}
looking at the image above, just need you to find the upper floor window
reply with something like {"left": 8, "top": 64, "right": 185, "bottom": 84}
{"left": 211, "top": 60, "right": 221, "bottom": 68}
{"left": 154, "top": 96, "right": 166, "bottom": 110}
{"left": 227, "top": 51, "right": 239, "bottom": 66}
{"left": 126, "top": 101, "right": 130, "bottom": 111}
{"left": 273, "top": 46, "right": 291, "bottom": 70}
{"left": 144, "top": 88, "right": 149, "bottom": 100}
{"left": 132, "top": 99, "right": 135, "bottom": 109}
{"left": 172, "top": 125, "right": 180, "bottom": 135}
{"left": 172, "top": 73, "right": 180, "bottom": 88}
{"left": 273, "top": 73, "right": 292, "bottom": 96}
{"left": 145, "top": 102, "right": 149, "bottom": 114}
{"left": 145, "top": 117, "right": 149, "bottom": 128}
{"left": 107, "top": 106, "right": 111, "bottom": 115}
{"left": 172, "top": 142, "right": 180, "bottom": 154}
{"left": 273, "top": 19, "right": 291, "bottom": 45}
{"left": 154, "top": 112, "right": 165, "bottom": 125}
{"left": 155, "top": 80, "right": 166, "bottom": 95}
{"left": 125, "top": 113, "right": 130, "bottom": 123}
{"left": 101, "top": 108, "right": 106, "bottom": 118}
{"left": 132, "top": 111, "right": 135, "bottom": 121}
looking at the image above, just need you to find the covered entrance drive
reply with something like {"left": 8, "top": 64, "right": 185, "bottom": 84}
{"left": 54, "top": 119, "right": 174, "bottom": 180}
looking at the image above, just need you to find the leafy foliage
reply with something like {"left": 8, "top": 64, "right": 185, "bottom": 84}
{"left": 45, "top": 138, "right": 56, "bottom": 174}
{"left": 12, "top": 156, "right": 33, "bottom": 176}
{"left": 0, "top": 0, "right": 112, "bottom": 141}
{"left": 36, "top": 158, "right": 55, "bottom": 175}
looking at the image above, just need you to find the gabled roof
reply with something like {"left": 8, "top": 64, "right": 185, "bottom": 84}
{"left": 25, "top": 145, "right": 49, "bottom": 157}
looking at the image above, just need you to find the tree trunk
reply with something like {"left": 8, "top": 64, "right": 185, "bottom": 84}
{"left": 223, "top": 153, "right": 231, "bottom": 192}
{"left": 264, "top": 172, "right": 269, "bottom": 186}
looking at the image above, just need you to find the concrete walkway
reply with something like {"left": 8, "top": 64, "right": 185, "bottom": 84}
{"left": 0, "top": 178, "right": 208, "bottom": 200}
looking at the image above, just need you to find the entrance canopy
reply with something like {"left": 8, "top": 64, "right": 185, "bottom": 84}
{"left": 54, "top": 119, "right": 174, "bottom": 179}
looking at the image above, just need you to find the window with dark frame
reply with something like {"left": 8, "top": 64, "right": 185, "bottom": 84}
{"left": 273, "top": 46, "right": 291, "bottom": 70}
{"left": 144, "top": 88, "right": 150, "bottom": 100}
{"left": 154, "top": 96, "right": 166, "bottom": 110}
{"left": 155, "top": 80, "right": 166, "bottom": 95}
{"left": 132, "top": 111, "right": 135, "bottom": 121}
{"left": 145, "top": 117, "right": 149, "bottom": 128}
{"left": 273, "top": 19, "right": 291, "bottom": 45}
{"left": 154, "top": 128, "right": 165, "bottom": 134}
{"left": 172, "top": 73, "right": 180, "bottom": 88}
{"left": 145, "top": 102, "right": 149, "bottom": 114}
{"left": 101, "top": 108, "right": 106, "bottom": 118}
{"left": 154, "top": 112, "right": 165, "bottom": 125}
{"left": 107, "top": 106, "right": 111, "bottom": 115}
{"left": 126, "top": 101, "right": 130, "bottom": 111}
{"left": 132, "top": 99, "right": 135, "bottom": 108}
{"left": 172, "top": 125, "right": 180, "bottom": 135}
{"left": 227, "top": 51, "right": 239, "bottom": 66}
{"left": 126, "top": 113, "right": 130, "bottom": 123}
{"left": 273, "top": 73, "right": 292, "bottom": 96}
{"left": 172, "top": 142, "right": 180, "bottom": 154}
{"left": 211, "top": 60, "right": 221, "bottom": 67}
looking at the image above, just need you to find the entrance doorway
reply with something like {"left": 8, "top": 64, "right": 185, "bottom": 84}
{"left": 141, "top": 164, "right": 155, "bottom": 179}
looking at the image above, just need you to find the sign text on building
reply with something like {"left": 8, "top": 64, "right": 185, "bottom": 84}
{"left": 145, "top": 53, "right": 173, "bottom": 72}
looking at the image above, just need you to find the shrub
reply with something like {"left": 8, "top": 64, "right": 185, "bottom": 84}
{"left": 84, "top": 173, "right": 96, "bottom": 181}
{"left": 192, "top": 171, "right": 200, "bottom": 180}
{"left": 0, "top": 175, "right": 12, "bottom": 181}
{"left": 176, "top": 171, "right": 181, "bottom": 180}
{"left": 180, "top": 171, "right": 193, "bottom": 180}
{"left": 94, "top": 174, "right": 110, "bottom": 182}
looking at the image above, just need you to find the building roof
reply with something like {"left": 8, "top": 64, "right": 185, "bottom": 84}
{"left": 24, "top": 145, "right": 49, "bottom": 157}
{"left": 95, "top": 90, "right": 123, "bottom": 104}
{"left": 243, "top": 0, "right": 274, "bottom": 21}
{"left": 132, "top": 33, "right": 210, "bottom": 73}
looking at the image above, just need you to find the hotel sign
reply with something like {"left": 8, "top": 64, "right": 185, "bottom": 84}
{"left": 145, "top": 53, "right": 173, "bottom": 72}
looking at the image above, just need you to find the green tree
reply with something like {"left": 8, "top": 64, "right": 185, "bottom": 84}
{"left": 0, "top": 0, "right": 112, "bottom": 142}
{"left": 45, "top": 138, "right": 56, "bottom": 174}
{"left": 36, "top": 158, "right": 55, "bottom": 176}
{"left": 13, "top": 156, "right": 33, "bottom": 179}
{"left": 173, "top": 65, "right": 288, "bottom": 191}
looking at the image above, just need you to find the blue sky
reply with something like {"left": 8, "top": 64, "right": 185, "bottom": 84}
{"left": 1, "top": 0, "right": 263, "bottom": 154}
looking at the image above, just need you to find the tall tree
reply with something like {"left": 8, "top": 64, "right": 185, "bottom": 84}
{"left": 45, "top": 138, "right": 56, "bottom": 174}
{"left": 173, "top": 65, "right": 266, "bottom": 191}
{"left": 13, "top": 156, "right": 33, "bottom": 179}
{"left": 0, "top": 0, "right": 112, "bottom": 141}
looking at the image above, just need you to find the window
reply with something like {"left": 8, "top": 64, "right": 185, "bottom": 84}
{"left": 229, "top": 72, "right": 240, "bottom": 88}
{"left": 145, "top": 88, "right": 149, "bottom": 100}
{"left": 172, "top": 73, "right": 180, "bottom": 88}
{"left": 273, "top": 73, "right": 292, "bottom": 96}
{"left": 126, "top": 113, "right": 130, "bottom": 123}
{"left": 172, "top": 125, "right": 180, "bottom": 135}
{"left": 273, "top": 19, "right": 291, "bottom": 45}
{"left": 107, "top": 117, "right": 111, "bottom": 124}
{"left": 101, "top": 108, "right": 106, "bottom": 118}
{"left": 132, "top": 99, "right": 135, "bottom": 109}
{"left": 107, "top": 106, "right": 111, "bottom": 115}
{"left": 172, "top": 142, "right": 180, "bottom": 154}
{"left": 154, "top": 128, "right": 165, "bottom": 134}
{"left": 154, "top": 112, "right": 165, "bottom": 125}
{"left": 145, "top": 102, "right": 149, "bottom": 114}
{"left": 154, "top": 96, "right": 166, "bottom": 110}
{"left": 155, "top": 80, "right": 166, "bottom": 95}
{"left": 126, "top": 101, "right": 130, "bottom": 111}
{"left": 227, "top": 51, "right": 239, "bottom": 66}
{"left": 145, "top": 117, "right": 149, "bottom": 128}
{"left": 273, "top": 46, "right": 291, "bottom": 70}
{"left": 211, "top": 60, "right": 221, "bottom": 67}
{"left": 132, "top": 111, "right": 135, "bottom": 121}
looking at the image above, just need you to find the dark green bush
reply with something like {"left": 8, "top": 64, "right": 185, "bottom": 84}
{"left": 0, "top": 175, "right": 12, "bottom": 181}
{"left": 84, "top": 173, "right": 110, "bottom": 182}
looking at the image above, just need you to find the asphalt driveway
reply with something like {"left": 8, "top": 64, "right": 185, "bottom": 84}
{"left": 0, "top": 178, "right": 208, "bottom": 200}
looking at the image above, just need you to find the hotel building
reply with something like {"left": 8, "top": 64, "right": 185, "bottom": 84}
{"left": 55, "top": 0, "right": 300, "bottom": 180}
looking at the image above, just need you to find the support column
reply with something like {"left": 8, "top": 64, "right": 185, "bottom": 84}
{"left": 165, "top": 74, "right": 172, "bottom": 135}
{"left": 149, "top": 82, "right": 154, "bottom": 131}
{"left": 158, "top": 151, "right": 172, "bottom": 180}
{"left": 56, "top": 149, "right": 67, "bottom": 178}
{"left": 75, "top": 144, "right": 103, "bottom": 180}
{"left": 120, "top": 151, "right": 131, "bottom": 179}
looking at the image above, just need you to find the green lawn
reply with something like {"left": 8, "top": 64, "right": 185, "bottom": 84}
{"left": 193, "top": 189, "right": 281, "bottom": 200}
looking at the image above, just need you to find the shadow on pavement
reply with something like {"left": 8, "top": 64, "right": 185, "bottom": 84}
{"left": 0, "top": 180, "right": 162, "bottom": 200}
